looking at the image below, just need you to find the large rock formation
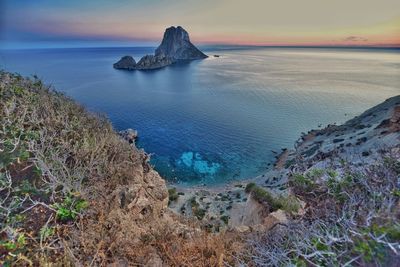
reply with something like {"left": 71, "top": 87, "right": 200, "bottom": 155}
{"left": 113, "top": 26, "right": 207, "bottom": 70}
{"left": 155, "top": 26, "right": 208, "bottom": 60}
{"left": 135, "top": 54, "right": 174, "bottom": 70}
{"left": 113, "top": 56, "right": 136, "bottom": 70}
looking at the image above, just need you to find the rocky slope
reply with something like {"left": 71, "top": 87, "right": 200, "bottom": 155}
{"left": 0, "top": 72, "right": 241, "bottom": 266}
{"left": 246, "top": 96, "right": 400, "bottom": 266}
{"left": 167, "top": 95, "right": 400, "bottom": 266}
{"left": 113, "top": 26, "right": 207, "bottom": 70}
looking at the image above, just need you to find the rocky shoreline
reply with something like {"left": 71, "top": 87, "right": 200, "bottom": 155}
{"left": 164, "top": 95, "right": 400, "bottom": 232}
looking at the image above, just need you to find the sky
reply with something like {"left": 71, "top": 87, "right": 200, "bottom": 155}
{"left": 1, "top": 0, "right": 400, "bottom": 48}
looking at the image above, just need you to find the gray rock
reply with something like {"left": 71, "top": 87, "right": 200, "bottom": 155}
{"left": 113, "top": 56, "right": 136, "bottom": 70}
{"left": 155, "top": 26, "right": 208, "bottom": 61}
{"left": 113, "top": 26, "right": 207, "bottom": 71}
{"left": 135, "top": 54, "right": 174, "bottom": 70}
{"left": 119, "top": 128, "right": 138, "bottom": 144}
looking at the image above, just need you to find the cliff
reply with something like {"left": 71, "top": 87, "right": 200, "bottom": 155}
{"left": 241, "top": 96, "right": 400, "bottom": 266}
{"left": 168, "top": 96, "right": 400, "bottom": 266}
{"left": 0, "top": 72, "right": 238, "bottom": 266}
{"left": 113, "top": 26, "right": 207, "bottom": 71}
{"left": 155, "top": 26, "right": 208, "bottom": 60}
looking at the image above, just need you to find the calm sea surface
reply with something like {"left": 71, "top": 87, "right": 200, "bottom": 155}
{"left": 1, "top": 47, "right": 399, "bottom": 185}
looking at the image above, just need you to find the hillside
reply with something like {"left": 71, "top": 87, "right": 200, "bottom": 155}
{"left": 244, "top": 95, "right": 400, "bottom": 266}
{"left": 0, "top": 71, "right": 241, "bottom": 266}
{"left": 0, "top": 71, "right": 399, "bottom": 266}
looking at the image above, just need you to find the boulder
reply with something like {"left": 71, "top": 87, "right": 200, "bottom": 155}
{"left": 119, "top": 128, "right": 138, "bottom": 144}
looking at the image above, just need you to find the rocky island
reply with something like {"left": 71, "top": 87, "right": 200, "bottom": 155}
{"left": 113, "top": 26, "right": 207, "bottom": 70}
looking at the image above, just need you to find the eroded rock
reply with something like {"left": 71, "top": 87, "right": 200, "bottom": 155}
{"left": 113, "top": 56, "right": 137, "bottom": 70}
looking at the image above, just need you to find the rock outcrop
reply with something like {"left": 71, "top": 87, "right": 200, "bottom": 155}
{"left": 155, "top": 26, "right": 208, "bottom": 60}
{"left": 113, "top": 26, "right": 207, "bottom": 71}
{"left": 135, "top": 54, "right": 174, "bottom": 70}
{"left": 289, "top": 95, "right": 400, "bottom": 166}
{"left": 113, "top": 56, "right": 136, "bottom": 70}
{"left": 119, "top": 128, "right": 138, "bottom": 144}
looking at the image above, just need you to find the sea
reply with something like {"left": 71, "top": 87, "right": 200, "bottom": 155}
{"left": 1, "top": 46, "right": 399, "bottom": 185}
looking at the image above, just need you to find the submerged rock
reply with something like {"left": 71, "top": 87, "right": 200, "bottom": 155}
{"left": 113, "top": 56, "right": 136, "bottom": 70}
{"left": 155, "top": 26, "right": 208, "bottom": 61}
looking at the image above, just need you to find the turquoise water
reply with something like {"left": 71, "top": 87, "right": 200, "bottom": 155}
{"left": 1, "top": 47, "right": 399, "bottom": 185}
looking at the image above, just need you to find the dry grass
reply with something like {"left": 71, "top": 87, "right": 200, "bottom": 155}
{"left": 248, "top": 151, "right": 400, "bottom": 266}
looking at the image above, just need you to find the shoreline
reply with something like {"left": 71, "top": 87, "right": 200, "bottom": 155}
{"left": 164, "top": 94, "right": 400, "bottom": 229}
{"left": 165, "top": 148, "right": 292, "bottom": 230}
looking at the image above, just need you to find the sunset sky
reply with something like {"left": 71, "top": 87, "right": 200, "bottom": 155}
{"left": 1, "top": 0, "right": 399, "bottom": 48}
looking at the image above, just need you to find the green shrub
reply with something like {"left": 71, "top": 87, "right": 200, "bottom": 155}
{"left": 53, "top": 195, "right": 89, "bottom": 222}
{"left": 189, "top": 197, "right": 205, "bottom": 220}
{"left": 189, "top": 197, "right": 199, "bottom": 208}
{"left": 284, "top": 159, "right": 295, "bottom": 169}
{"left": 245, "top": 182, "right": 256, "bottom": 193}
{"left": 326, "top": 175, "right": 353, "bottom": 203}
{"left": 168, "top": 188, "right": 179, "bottom": 203}
{"left": 193, "top": 208, "right": 206, "bottom": 220}
{"left": 353, "top": 238, "right": 385, "bottom": 263}
{"left": 306, "top": 168, "right": 324, "bottom": 179}
{"left": 371, "top": 223, "right": 400, "bottom": 241}
{"left": 246, "top": 183, "right": 299, "bottom": 213}
{"left": 251, "top": 186, "right": 278, "bottom": 208}
{"left": 326, "top": 169, "right": 338, "bottom": 178}
{"left": 276, "top": 195, "right": 300, "bottom": 213}
{"left": 220, "top": 215, "right": 229, "bottom": 225}
{"left": 291, "top": 173, "right": 314, "bottom": 191}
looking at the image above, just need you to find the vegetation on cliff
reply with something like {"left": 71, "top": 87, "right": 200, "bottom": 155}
{"left": 249, "top": 159, "right": 400, "bottom": 266}
{"left": 0, "top": 71, "right": 242, "bottom": 266}
{"left": 247, "top": 95, "right": 400, "bottom": 266}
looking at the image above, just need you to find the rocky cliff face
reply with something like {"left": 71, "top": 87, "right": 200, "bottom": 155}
{"left": 155, "top": 26, "right": 208, "bottom": 60}
{"left": 290, "top": 95, "right": 400, "bottom": 167}
{"left": 113, "top": 26, "right": 207, "bottom": 70}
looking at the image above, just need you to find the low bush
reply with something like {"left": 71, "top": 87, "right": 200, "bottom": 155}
{"left": 168, "top": 187, "right": 179, "bottom": 204}
{"left": 245, "top": 183, "right": 299, "bottom": 213}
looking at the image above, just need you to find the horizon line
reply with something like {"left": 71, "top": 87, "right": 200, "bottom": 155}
{"left": 2, "top": 43, "right": 400, "bottom": 50}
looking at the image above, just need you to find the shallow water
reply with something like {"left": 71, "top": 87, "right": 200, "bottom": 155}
{"left": 1, "top": 46, "right": 399, "bottom": 185}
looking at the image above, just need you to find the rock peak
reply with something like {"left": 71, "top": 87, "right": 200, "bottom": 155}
{"left": 114, "top": 26, "right": 207, "bottom": 71}
{"left": 155, "top": 26, "right": 207, "bottom": 61}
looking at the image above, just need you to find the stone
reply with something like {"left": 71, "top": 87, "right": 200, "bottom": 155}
{"left": 262, "top": 209, "right": 288, "bottom": 231}
{"left": 119, "top": 128, "right": 138, "bottom": 144}
{"left": 235, "top": 225, "right": 250, "bottom": 233}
